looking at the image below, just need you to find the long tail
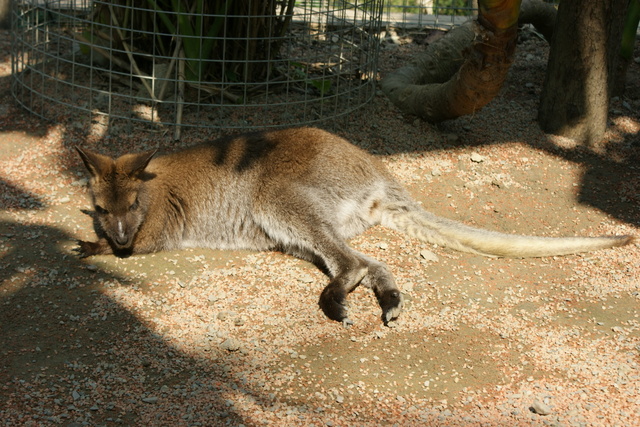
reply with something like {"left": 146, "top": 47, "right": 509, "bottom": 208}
{"left": 381, "top": 203, "right": 634, "bottom": 258}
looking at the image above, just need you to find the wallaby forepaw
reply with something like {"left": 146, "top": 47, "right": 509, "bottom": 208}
{"left": 75, "top": 240, "right": 95, "bottom": 258}
{"left": 75, "top": 239, "right": 111, "bottom": 257}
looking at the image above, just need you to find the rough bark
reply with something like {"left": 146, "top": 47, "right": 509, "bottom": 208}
{"left": 537, "top": 0, "right": 628, "bottom": 145}
{"left": 381, "top": 0, "right": 521, "bottom": 123}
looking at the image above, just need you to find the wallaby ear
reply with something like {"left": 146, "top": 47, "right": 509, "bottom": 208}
{"left": 75, "top": 146, "right": 113, "bottom": 179}
{"left": 120, "top": 149, "right": 157, "bottom": 178}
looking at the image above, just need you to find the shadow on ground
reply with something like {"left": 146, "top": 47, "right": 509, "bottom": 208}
{"left": 0, "top": 179, "right": 260, "bottom": 424}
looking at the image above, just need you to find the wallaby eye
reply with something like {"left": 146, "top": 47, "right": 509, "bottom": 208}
{"left": 95, "top": 205, "right": 109, "bottom": 215}
{"left": 129, "top": 199, "right": 139, "bottom": 211}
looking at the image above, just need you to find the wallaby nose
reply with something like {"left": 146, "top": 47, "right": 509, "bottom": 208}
{"left": 114, "top": 220, "right": 128, "bottom": 246}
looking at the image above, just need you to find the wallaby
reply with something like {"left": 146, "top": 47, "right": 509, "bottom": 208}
{"left": 76, "top": 127, "right": 634, "bottom": 326}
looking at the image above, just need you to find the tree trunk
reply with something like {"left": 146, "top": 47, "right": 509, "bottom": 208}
{"left": 537, "top": 0, "right": 628, "bottom": 145}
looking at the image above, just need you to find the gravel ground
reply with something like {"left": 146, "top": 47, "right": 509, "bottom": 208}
{"left": 1, "top": 28, "right": 639, "bottom": 426}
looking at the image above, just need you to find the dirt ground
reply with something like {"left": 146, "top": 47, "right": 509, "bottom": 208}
{"left": 1, "top": 28, "right": 639, "bottom": 426}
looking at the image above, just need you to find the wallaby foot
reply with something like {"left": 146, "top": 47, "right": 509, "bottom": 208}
{"left": 359, "top": 259, "right": 404, "bottom": 325}
{"left": 377, "top": 289, "right": 404, "bottom": 325}
{"left": 318, "top": 264, "right": 368, "bottom": 325}
{"left": 319, "top": 283, "right": 352, "bottom": 324}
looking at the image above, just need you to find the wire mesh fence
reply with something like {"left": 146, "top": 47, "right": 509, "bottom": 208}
{"left": 384, "top": 0, "right": 477, "bottom": 30}
{"left": 11, "top": 0, "right": 385, "bottom": 136}
{"left": 10, "top": 1, "right": 483, "bottom": 135}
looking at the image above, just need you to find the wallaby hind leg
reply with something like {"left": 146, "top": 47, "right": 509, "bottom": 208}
{"left": 255, "top": 193, "right": 374, "bottom": 325}
{"left": 312, "top": 247, "right": 404, "bottom": 325}
{"left": 265, "top": 220, "right": 403, "bottom": 325}
{"left": 284, "top": 232, "right": 371, "bottom": 324}
{"left": 277, "top": 229, "right": 369, "bottom": 325}
{"left": 318, "top": 257, "right": 368, "bottom": 326}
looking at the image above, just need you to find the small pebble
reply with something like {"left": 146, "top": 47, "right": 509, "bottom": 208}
{"left": 419, "top": 249, "right": 439, "bottom": 262}
{"left": 299, "top": 274, "right": 314, "bottom": 283}
{"left": 531, "top": 399, "right": 552, "bottom": 415}
{"left": 220, "top": 338, "right": 241, "bottom": 352}
{"left": 470, "top": 152, "right": 485, "bottom": 163}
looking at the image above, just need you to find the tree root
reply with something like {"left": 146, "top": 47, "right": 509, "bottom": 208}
{"left": 380, "top": 0, "right": 562, "bottom": 124}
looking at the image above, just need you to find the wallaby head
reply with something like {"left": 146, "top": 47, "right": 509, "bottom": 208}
{"left": 76, "top": 147, "right": 156, "bottom": 251}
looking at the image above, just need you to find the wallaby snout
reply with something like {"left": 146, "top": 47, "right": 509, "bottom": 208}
{"left": 112, "top": 218, "right": 132, "bottom": 247}
{"left": 115, "top": 219, "right": 126, "bottom": 244}
{"left": 94, "top": 210, "right": 141, "bottom": 251}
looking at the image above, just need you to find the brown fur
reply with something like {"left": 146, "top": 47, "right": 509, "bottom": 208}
{"left": 76, "top": 128, "right": 634, "bottom": 325}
